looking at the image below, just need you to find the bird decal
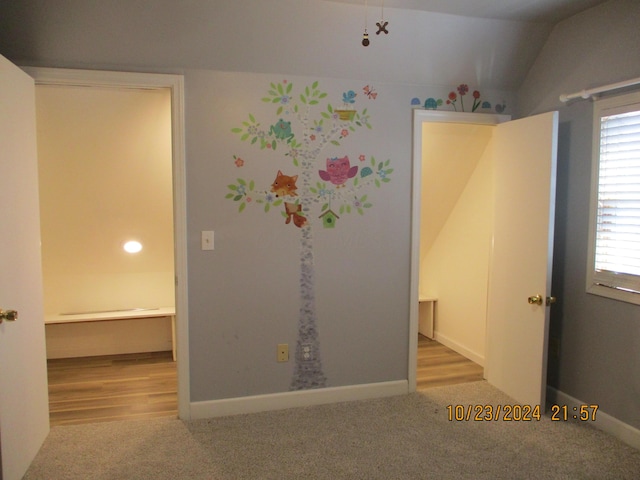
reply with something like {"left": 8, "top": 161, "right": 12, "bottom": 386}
{"left": 342, "top": 90, "right": 357, "bottom": 104}
{"left": 319, "top": 156, "right": 358, "bottom": 187}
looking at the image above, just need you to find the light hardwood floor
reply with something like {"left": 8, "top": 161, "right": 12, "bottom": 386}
{"left": 416, "top": 334, "right": 484, "bottom": 390}
{"left": 47, "top": 336, "right": 482, "bottom": 425}
{"left": 47, "top": 351, "right": 177, "bottom": 427}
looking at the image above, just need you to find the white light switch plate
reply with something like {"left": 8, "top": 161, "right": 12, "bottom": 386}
{"left": 201, "top": 230, "right": 214, "bottom": 250}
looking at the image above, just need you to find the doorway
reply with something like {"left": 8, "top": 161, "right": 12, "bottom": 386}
{"left": 409, "top": 109, "right": 558, "bottom": 407}
{"left": 25, "top": 67, "right": 190, "bottom": 420}
{"left": 408, "top": 110, "right": 510, "bottom": 391}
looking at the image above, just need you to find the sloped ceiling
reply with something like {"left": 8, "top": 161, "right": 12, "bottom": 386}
{"left": 421, "top": 122, "right": 494, "bottom": 251}
{"left": 0, "top": 0, "right": 609, "bottom": 94}
{"left": 325, "top": 0, "right": 609, "bottom": 24}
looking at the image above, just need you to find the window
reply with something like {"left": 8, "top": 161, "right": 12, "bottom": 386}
{"left": 587, "top": 91, "right": 640, "bottom": 305}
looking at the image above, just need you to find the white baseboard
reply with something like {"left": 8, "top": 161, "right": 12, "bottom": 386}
{"left": 547, "top": 386, "right": 640, "bottom": 451}
{"left": 190, "top": 380, "right": 408, "bottom": 420}
{"left": 433, "top": 331, "right": 485, "bottom": 367}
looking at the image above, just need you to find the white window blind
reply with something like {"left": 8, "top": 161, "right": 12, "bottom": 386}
{"left": 588, "top": 93, "right": 640, "bottom": 302}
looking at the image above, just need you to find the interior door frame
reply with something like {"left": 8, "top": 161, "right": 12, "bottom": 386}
{"left": 409, "top": 109, "right": 510, "bottom": 391}
{"left": 24, "top": 67, "right": 191, "bottom": 420}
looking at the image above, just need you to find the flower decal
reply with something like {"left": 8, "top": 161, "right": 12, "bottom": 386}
{"left": 446, "top": 91, "right": 458, "bottom": 111}
{"left": 437, "top": 84, "right": 486, "bottom": 112}
{"left": 457, "top": 84, "right": 469, "bottom": 95}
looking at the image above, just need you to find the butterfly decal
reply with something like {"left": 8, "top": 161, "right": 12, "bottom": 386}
{"left": 363, "top": 85, "right": 377, "bottom": 100}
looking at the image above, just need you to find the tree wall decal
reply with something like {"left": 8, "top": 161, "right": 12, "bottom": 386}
{"left": 227, "top": 80, "right": 393, "bottom": 390}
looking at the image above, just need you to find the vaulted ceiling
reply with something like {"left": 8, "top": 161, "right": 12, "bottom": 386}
{"left": 326, "top": 0, "right": 609, "bottom": 24}
{"left": 0, "top": 0, "right": 612, "bottom": 96}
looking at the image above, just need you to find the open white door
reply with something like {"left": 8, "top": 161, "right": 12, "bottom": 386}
{"left": 0, "top": 55, "right": 50, "bottom": 479}
{"left": 485, "top": 111, "right": 558, "bottom": 407}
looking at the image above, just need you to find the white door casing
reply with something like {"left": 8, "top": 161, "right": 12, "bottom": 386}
{"left": 23, "top": 66, "right": 191, "bottom": 420}
{"left": 0, "top": 55, "right": 50, "bottom": 480}
{"left": 485, "top": 111, "right": 558, "bottom": 407}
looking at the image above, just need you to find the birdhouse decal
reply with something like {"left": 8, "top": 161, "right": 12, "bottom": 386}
{"left": 319, "top": 209, "right": 340, "bottom": 229}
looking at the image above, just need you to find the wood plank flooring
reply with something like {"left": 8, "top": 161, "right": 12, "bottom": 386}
{"left": 416, "top": 334, "right": 484, "bottom": 390}
{"left": 47, "top": 351, "right": 177, "bottom": 427}
{"left": 46, "top": 336, "right": 481, "bottom": 425}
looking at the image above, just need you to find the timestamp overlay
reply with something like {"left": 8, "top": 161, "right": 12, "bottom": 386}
{"left": 550, "top": 404, "right": 599, "bottom": 421}
{"left": 446, "top": 404, "right": 599, "bottom": 422}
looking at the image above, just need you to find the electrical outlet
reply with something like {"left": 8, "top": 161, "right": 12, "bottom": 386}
{"left": 302, "top": 343, "right": 313, "bottom": 361}
{"left": 277, "top": 343, "right": 289, "bottom": 362}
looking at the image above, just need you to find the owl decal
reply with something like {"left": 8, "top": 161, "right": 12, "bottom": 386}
{"left": 319, "top": 156, "right": 358, "bottom": 187}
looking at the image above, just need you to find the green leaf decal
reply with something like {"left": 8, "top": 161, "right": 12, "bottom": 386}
{"left": 227, "top": 79, "right": 393, "bottom": 227}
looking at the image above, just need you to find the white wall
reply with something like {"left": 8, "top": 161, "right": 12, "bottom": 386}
{"left": 36, "top": 85, "right": 175, "bottom": 358}
{"left": 36, "top": 85, "right": 174, "bottom": 314}
{"left": 420, "top": 122, "right": 493, "bottom": 365}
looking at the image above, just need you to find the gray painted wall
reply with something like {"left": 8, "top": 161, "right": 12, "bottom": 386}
{"left": 184, "top": 70, "right": 418, "bottom": 400}
{"left": 0, "top": 0, "right": 524, "bottom": 403}
{"left": 519, "top": 0, "right": 640, "bottom": 430}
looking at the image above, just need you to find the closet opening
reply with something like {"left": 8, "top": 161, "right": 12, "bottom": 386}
{"left": 28, "top": 68, "right": 189, "bottom": 424}
{"left": 410, "top": 109, "right": 558, "bottom": 408}
{"left": 409, "top": 110, "right": 510, "bottom": 391}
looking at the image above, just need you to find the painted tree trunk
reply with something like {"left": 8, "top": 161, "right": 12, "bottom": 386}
{"left": 290, "top": 220, "right": 326, "bottom": 390}
{"left": 290, "top": 153, "right": 326, "bottom": 390}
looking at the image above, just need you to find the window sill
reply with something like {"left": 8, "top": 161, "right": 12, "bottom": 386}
{"left": 586, "top": 283, "right": 640, "bottom": 306}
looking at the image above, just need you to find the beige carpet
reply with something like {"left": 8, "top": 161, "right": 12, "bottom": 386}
{"left": 24, "top": 381, "right": 640, "bottom": 479}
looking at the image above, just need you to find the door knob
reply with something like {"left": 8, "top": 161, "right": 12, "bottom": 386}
{"left": 0, "top": 309, "right": 18, "bottom": 323}
{"left": 546, "top": 296, "right": 556, "bottom": 306}
{"left": 527, "top": 294, "right": 543, "bottom": 306}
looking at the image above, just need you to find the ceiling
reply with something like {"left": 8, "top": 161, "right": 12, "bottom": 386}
{"left": 325, "top": 0, "right": 609, "bottom": 24}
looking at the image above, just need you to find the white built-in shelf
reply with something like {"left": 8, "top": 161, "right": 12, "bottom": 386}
{"left": 44, "top": 307, "right": 176, "bottom": 361}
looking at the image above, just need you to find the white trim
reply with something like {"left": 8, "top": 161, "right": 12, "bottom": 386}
{"left": 409, "top": 112, "right": 422, "bottom": 392}
{"left": 190, "top": 381, "right": 408, "bottom": 419}
{"left": 547, "top": 386, "right": 640, "bottom": 451}
{"left": 23, "top": 67, "right": 191, "bottom": 420}
{"left": 585, "top": 90, "right": 640, "bottom": 307}
{"left": 413, "top": 109, "right": 510, "bottom": 126}
{"left": 409, "top": 110, "right": 510, "bottom": 392}
{"left": 433, "top": 331, "right": 485, "bottom": 367}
